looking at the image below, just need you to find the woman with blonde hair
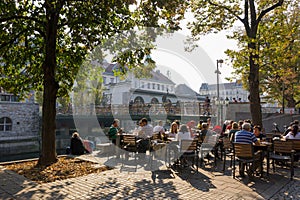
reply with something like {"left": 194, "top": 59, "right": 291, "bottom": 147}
{"left": 168, "top": 122, "right": 178, "bottom": 138}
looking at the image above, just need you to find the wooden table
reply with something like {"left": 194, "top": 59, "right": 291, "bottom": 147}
{"left": 254, "top": 141, "right": 272, "bottom": 176}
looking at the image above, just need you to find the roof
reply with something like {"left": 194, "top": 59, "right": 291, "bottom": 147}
{"left": 103, "top": 63, "right": 127, "bottom": 75}
{"left": 104, "top": 62, "right": 175, "bottom": 85}
{"left": 144, "top": 70, "right": 175, "bottom": 85}
{"left": 175, "top": 84, "right": 205, "bottom": 101}
{"left": 199, "top": 81, "right": 243, "bottom": 91}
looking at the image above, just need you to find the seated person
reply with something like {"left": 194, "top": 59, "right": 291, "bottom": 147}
{"left": 137, "top": 118, "right": 153, "bottom": 154}
{"left": 176, "top": 124, "right": 192, "bottom": 143}
{"left": 229, "top": 122, "right": 239, "bottom": 143}
{"left": 168, "top": 122, "right": 178, "bottom": 138}
{"left": 285, "top": 125, "right": 300, "bottom": 139}
{"left": 176, "top": 124, "right": 193, "bottom": 166}
{"left": 108, "top": 119, "right": 122, "bottom": 145}
{"left": 235, "top": 123, "right": 260, "bottom": 177}
{"left": 153, "top": 120, "right": 165, "bottom": 134}
{"left": 70, "top": 132, "right": 90, "bottom": 155}
{"left": 253, "top": 125, "right": 265, "bottom": 140}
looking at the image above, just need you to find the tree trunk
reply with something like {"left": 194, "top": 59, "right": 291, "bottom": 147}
{"left": 248, "top": 42, "right": 262, "bottom": 126}
{"left": 38, "top": 4, "right": 59, "bottom": 166}
{"left": 286, "top": 94, "right": 296, "bottom": 108}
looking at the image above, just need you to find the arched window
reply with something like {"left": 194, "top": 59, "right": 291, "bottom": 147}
{"left": 134, "top": 96, "right": 144, "bottom": 105}
{"left": 0, "top": 117, "right": 12, "bottom": 131}
{"left": 150, "top": 97, "right": 159, "bottom": 104}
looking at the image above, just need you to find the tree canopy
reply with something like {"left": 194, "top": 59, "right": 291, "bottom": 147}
{"left": 188, "top": 0, "right": 285, "bottom": 126}
{"left": 0, "top": 0, "right": 187, "bottom": 165}
{"left": 226, "top": 0, "right": 300, "bottom": 110}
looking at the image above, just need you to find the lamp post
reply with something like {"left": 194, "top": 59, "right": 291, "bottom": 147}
{"left": 215, "top": 59, "right": 223, "bottom": 125}
{"left": 282, "top": 82, "right": 285, "bottom": 114}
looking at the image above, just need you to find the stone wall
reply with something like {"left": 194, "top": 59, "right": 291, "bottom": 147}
{"left": 0, "top": 102, "right": 40, "bottom": 161}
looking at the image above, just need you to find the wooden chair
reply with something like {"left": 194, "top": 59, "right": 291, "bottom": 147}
{"left": 149, "top": 133, "right": 167, "bottom": 166}
{"left": 221, "top": 137, "right": 234, "bottom": 172}
{"left": 120, "top": 135, "right": 141, "bottom": 163}
{"left": 265, "top": 133, "right": 274, "bottom": 142}
{"left": 151, "top": 132, "right": 161, "bottom": 141}
{"left": 233, "top": 143, "right": 262, "bottom": 179}
{"left": 291, "top": 139, "right": 300, "bottom": 152}
{"left": 178, "top": 139, "right": 199, "bottom": 171}
{"left": 292, "top": 139, "right": 300, "bottom": 163}
{"left": 199, "top": 135, "right": 217, "bottom": 167}
{"left": 270, "top": 140, "right": 295, "bottom": 180}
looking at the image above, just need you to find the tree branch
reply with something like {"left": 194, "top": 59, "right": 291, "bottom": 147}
{"left": 207, "top": 0, "right": 243, "bottom": 22}
{"left": 249, "top": 0, "right": 257, "bottom": 29}
{"left": 243, "top": 0, "right": 250, "bottom": 35}
{"left": 257, "top": 0, "right": 284, "bottom": 23}
{"left": 0, "top": 30, "right": 27, "bottom": 49}
{"left": 0, "top": 15, "right": 43, "bottom": 25}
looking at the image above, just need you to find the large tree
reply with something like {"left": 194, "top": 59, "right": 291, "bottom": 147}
{"left": 0, "top": 0, "right": 186, "bottom": 166}
{"left": 226, "top": 0, "right": 300, "bottom": 111}
{"left": 188, "top": 0, "right": 285, "bottom": 126}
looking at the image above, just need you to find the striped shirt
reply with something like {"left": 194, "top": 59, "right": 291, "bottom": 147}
{"left": 234, "top": 130, "right": 257, "bottom": 144}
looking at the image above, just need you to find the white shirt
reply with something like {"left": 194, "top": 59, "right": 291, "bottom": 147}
{"left": 153, "top": 125, "right": 165, "bottom": 133}
{"left": 285, "top": 131, "right": 300, "bottom": 139}
{"left": 176, "top": 131, "right": 192, "bottom": 141}
{"left": 138, "top": 124, "right": 153, "bottom": 139}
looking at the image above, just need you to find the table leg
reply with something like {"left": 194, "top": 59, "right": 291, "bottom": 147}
{"left": 267, "top": 150, "right": 270, "bottom": 176}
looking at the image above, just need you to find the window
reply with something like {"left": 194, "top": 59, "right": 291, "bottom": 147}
{"left": 0, "top": 95, "right": 10, "bottom": 101}
{"left": 110, "top": 78, "right": 114, "bottom": 84}
{"left": 157, "top": 84, "right": 160, "bottom": 90}
{"left": 11, "top": 95, "right": 18, "bottom": 102}
{"left": 162, "top": 85, "right": 164, "bottom": 91}
{"left": 147, "top": 83, "right": 151, "bottom": 89}
{"left": 0, "top": 117, "right": 12, "bottom": 131}
{"left": 103, "top": 77, "right": 107, "bottom": 84}
{"left": 152, "top": 83, "right": 155, "bottom": 89}
{"left": 141, "top": 82, "right": 144, "bottom": 88}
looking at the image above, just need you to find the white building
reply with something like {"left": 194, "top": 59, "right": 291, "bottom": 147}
{"left": 199, "top": 81, "right": 249, "bottom": 102}
{"left": 102, "top": 63, "right": 205, "bottom": 106}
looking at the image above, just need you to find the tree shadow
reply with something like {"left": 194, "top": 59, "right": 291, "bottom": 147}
{"left": 220, "top": 160, "right": 300, "bottom": 199}
{"left": 172, "top": 166, "right": 216, "bottom": 192}
{"left": 0, "top": 168, "right": 71, "bottom": 199}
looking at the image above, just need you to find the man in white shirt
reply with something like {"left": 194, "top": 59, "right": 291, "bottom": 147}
{"left": 138, "top": 118, "right": 153, "bottom": 139}
{"left": 153, "top": 120, "right": 165, "bottom": 134}
{"left": 138, "top": 118, "right": 153, "bottom": 154}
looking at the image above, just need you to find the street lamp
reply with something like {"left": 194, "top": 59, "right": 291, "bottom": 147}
{"left": 215, "top": 59, "right": 223, "bottom": 125}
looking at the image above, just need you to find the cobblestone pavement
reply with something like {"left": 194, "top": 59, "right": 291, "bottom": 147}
{"left": 0, "top": 151, "right": 299, "bottom": 200}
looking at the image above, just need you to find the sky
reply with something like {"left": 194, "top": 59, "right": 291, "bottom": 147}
{"left": 151, "top": 29, "right": 238, "bottom": 93}
{"left": 149, "top": 12, "right": 239, "bottom": 93}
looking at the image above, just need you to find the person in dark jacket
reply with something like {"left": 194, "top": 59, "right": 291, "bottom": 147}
{"left": 70, "top": 132, "right": 89, "bottom": 155}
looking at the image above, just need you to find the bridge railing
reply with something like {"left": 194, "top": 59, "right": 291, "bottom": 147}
{"left": 56, "top": 102, "right": 213, "bottom": 117}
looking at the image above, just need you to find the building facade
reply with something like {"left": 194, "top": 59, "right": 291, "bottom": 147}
{"left": 0, "top": 96, "right": 40, "bottom": 161}
{"left": 199, "top": 81, "right": 249, "bottom": 102}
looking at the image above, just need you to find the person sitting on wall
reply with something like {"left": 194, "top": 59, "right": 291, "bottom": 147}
{"left": 70, "top": 132, "right": 90, "bottom": 155}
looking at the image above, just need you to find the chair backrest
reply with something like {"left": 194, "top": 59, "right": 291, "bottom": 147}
{"left": 291, "top": 139, "right": 300, "bottom": 151}
{"left": 265, "top": 133, "right": 274, "bottom": 141}
{"left": 152, "top": 132, "right": 161, "bottom": 140}
{"left": 122, "top": 135, "right": 136, "bottom": 146}
{"left": 233, "top": 143, "right": 253, "bottom": 158}
{"left": 180, "top": 139, "right": 198, "bottom": 152}
{"left": 204, "top": 134, "right": 217, "bottom": 145}
{"left": 222, "top": 137, "right": 232, "bottom": 149}
{"left": 273, "top": 140, "right": 293, "bottom": 153}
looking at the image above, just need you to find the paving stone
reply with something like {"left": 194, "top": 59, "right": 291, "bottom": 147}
{"left": 1, "top": 153, "right": 300, "bottom": 200}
